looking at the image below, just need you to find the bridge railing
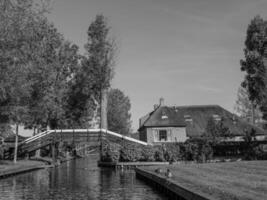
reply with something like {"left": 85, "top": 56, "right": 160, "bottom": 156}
{"left": 20, "top": 130, "right": 53, "bottom": 145}
{"left": 101, "top": 129, "right": 148, "bottom": 145}
{"left": 19, "top": 128, "right": 148, "bottom": 146}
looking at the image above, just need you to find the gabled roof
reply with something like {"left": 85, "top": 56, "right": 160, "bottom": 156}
{"left": 139, "top": 104, "right": 266, "bottom": 137}
{"left": 139, "top": 105, "right": 186, "bottom": 129}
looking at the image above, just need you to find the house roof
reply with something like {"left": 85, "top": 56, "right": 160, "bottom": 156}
{"left": 139, "top": 104, "right": 266, "bottom": 137}
{"left": 139, "top": 106, "right": 186, "bottom": 128}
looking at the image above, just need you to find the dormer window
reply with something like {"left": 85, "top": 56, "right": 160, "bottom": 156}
{"left": 213, "top": 114, "right": 221, "bottom": 122}
{"left": 161, "top": 111, "right": 168, "bottom": 119}
{"left": 184, "top": 115, "right": 193, "bottom": 123}
{"left": 232, "top": 116, "right": 237, "bottom": 125}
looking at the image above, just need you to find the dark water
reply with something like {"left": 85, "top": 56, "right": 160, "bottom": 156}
{"left": 0, "top": 155, "right": 167, "bottom": 200}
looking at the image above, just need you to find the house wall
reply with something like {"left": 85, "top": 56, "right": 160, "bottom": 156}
{"left": 146, "top": 127, "right": 187, "bottom": 144}
{"left": 139, "top": 129, "right": 147, "bottom": 142}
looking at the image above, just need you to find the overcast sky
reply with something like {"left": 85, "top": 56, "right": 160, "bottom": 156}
{"left": 46, "top": 0, "right": 267, "bottom": 132}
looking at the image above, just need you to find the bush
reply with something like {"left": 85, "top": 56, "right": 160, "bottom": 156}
{"left": 101, "top": 140, "right": 120, "bottom": 162}
{"left": 184, "top": 142, "right": 199, "bottom": 161}
{"left": 120, "top": 143, "right": 142, "bottom": 162}
{"left": 254, "top": 145, "right": 267, "bottom": 160}
{"left": 164, "top": 143, "right": 182, "bottom": 162}
{"left": 0, "top": 145, "right": 3, "bottom": 160}
{"left": 154, "top": 146, "right": 165, "bottom": 162}
{"left": 101, "top": 138, "right": 214, "bottom": 163}
{"left": 183, "top": 139, "right": 213, "bottom": 162}
{"left": 140, "top": 146, "right": 155, "bottom": 161}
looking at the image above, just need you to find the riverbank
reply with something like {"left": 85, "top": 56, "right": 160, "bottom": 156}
{"left": 136, "top": 161, "right": 267, "bottom": 200}
{"left": 98, "top": 161, "right": 169, "bottom": 169}
{"left": 0, "top": 160, "right": 50, "bottom": 179}
{"left": 0, "top": 155, "right": 168, "bottom": 200}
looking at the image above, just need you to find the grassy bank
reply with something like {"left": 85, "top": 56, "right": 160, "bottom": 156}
{"left": 144, "top": 161, "right": 267, "bottom": 200}
{"left": 0, "top": 160, "right": 48, "bottom": 178}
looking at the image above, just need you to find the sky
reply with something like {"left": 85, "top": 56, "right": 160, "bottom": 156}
{"left": 45, "top": 0, "right": 267, "bottom": 132}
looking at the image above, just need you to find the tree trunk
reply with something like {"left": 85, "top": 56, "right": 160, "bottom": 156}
{"left": 100, "top": 88, "right": 108, "bottom": 130}
{"left": 33, "top": 126, "right": 36, "bottom": 136}
{"left": 99, "top": 88, "right": 108, "bottom": 160}
{"left": 35, "top": 127, "right": 41, "bottom": 157}
{"left": 13, "top": 123, "right": 19, "bottom": 163}
{"left": 51, "top": 143, "right": 56, "bottom": 165}
{"left": 251, "top": 102, "right": 255, "bottom": 125}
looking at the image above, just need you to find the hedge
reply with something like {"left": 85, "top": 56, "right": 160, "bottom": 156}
{"left": 101, "top": 139, "right": 214, "bottom": 163}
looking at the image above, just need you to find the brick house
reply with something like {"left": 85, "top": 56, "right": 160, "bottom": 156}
{"left": 138, "top": 98, "right": 265, "bottom": 145}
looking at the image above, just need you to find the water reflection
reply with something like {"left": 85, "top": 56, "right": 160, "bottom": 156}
{"left": 0, "top": 155, "right": 167, "bottom": 200}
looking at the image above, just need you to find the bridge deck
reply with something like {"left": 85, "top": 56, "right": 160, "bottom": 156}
{"left": 16, "top": 128, "right": 147, "bottom": 156}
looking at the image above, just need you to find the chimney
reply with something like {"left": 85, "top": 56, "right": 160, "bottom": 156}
{"left": 159, "top": 97, "right": 164, "bottom": 106}
{"left": 154, "top": 104, "right": 158, "bottom": 110}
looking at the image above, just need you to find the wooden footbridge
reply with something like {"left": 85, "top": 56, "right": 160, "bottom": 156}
{"left": 11, "top": 128, "right": 147, "bottom": 161}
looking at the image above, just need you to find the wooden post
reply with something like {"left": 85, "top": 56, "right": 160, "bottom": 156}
{"left": 87, "top": 129, "right": 89, "bottom": 142}
{"left": 52, "top": 143, "right": 56, "bottom": 165}
{"left": 13, "top": 123, "right": 19, "bottom": 163}
{"left": 72, "top": 129, "right": 75, "bottom": 143}
{"left": 251, "top": 102, "right": 255, "bottom": 125}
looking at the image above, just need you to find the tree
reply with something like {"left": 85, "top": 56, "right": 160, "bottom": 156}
{"left": 107, "top": 89, "right": 132, "bottom": 135}
{"left": 234, "top": 86, "right": 262, "bottom": 124}
{"left": 26, "top": 37, "right": 80, "bottom": 131}
{"left": 85, "top": 15, "right": 116, "bottom": 130}
{"left": 0, "top": 0, "right": 49, "bottom": 162}
{"left": 67, "top": 15, "right": 116, "bottom": 129}
{"left": 243, "top": 128, "right": 257, "bottom": 160}
{"left": 240, "top": 15, "right": 267, "bottom": 124}
{"left": 0, "top": 0, "right": 81, "bottom": 132}
{"left": 205, "top": 117, "right": 218, "bottom": 139}
{"left": 204, "top": 117, "right": 230, "bottom": 144}
{"left": 0, "top": 0, "right": 77, "bottom": 160}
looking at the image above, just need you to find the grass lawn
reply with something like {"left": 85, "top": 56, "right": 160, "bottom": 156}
{"left": 144, "top": 161, "right": 267, "bottom": 200}
{"left": 0, "top": 160, "right": 46, "bottom": 175}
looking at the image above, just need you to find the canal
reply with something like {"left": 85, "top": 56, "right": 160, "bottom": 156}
{"left": 0, "top": 155, "right": 168, "bottom": 200}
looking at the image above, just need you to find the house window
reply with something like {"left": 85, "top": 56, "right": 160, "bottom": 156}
{"left": 213, "top": 114, "right": 221, "bottom": 122}
{"left": 161, "top": 111, "right": 168, "bottom": 119}
{"left": 184, "top": 115, "right": 193, "bottom": 123}
{"left": 159, "top": 130, "right": 167, "bottom": 141}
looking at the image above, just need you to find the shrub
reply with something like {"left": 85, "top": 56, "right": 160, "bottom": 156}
{"left": 254, "top": 145, "right": 267, "bottom": 160}
{"left": 140, "top": 146, "right": 155, "bottom": 161}
{"left": 164, "top": 143, "right": 183, "bottom": 162}
{"left": 183, "top": 139, "right": 213, "bottom": 162}
{"left": 101, "top": 138, "right": 215, "bottom": 163}
{"left": 0, "top": 145, "right": 3, "bottom": 160}
{"left": 154, "top": 146, "right": 165, "bottom": 162}
{"left": 101, "top": 140, "right": 120, "bottom": 162}
{"left": 120, "top": 143, "right": 142, "bottom": 162}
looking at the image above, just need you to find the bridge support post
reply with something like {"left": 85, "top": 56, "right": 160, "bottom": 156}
{"left": 25, "top": 152, "right": 29, "bottom": 160}
{"left": 52, "top": 143, "right": 56, "bottom": 166}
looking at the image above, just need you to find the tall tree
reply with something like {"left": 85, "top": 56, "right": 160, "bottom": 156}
{"left": 0, "top": 0, "right": 50, "bottom": 161}
{"left": 107, "top": 89, "right": 132, "bottom": 135}
{"left": 240, "top": 15, "right": 267, "bottom": 124}
{"left": 234, "top": 86, "right": 262, "bottom": 124}
{"left": 67, "top": 15, "right": 116, "bottom": 129}
{"left": 26, "top": 35, "right": 80, "bottom": 131}
{"left": 85, "top": 15, "right": 115, "bottom": 130}
{"left": 204, "top": 117, "right": 230, "bottom": 144}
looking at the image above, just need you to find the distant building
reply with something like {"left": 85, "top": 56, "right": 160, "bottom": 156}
{"left": 138, "top": 98, "right": 265, "bottom": 145}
